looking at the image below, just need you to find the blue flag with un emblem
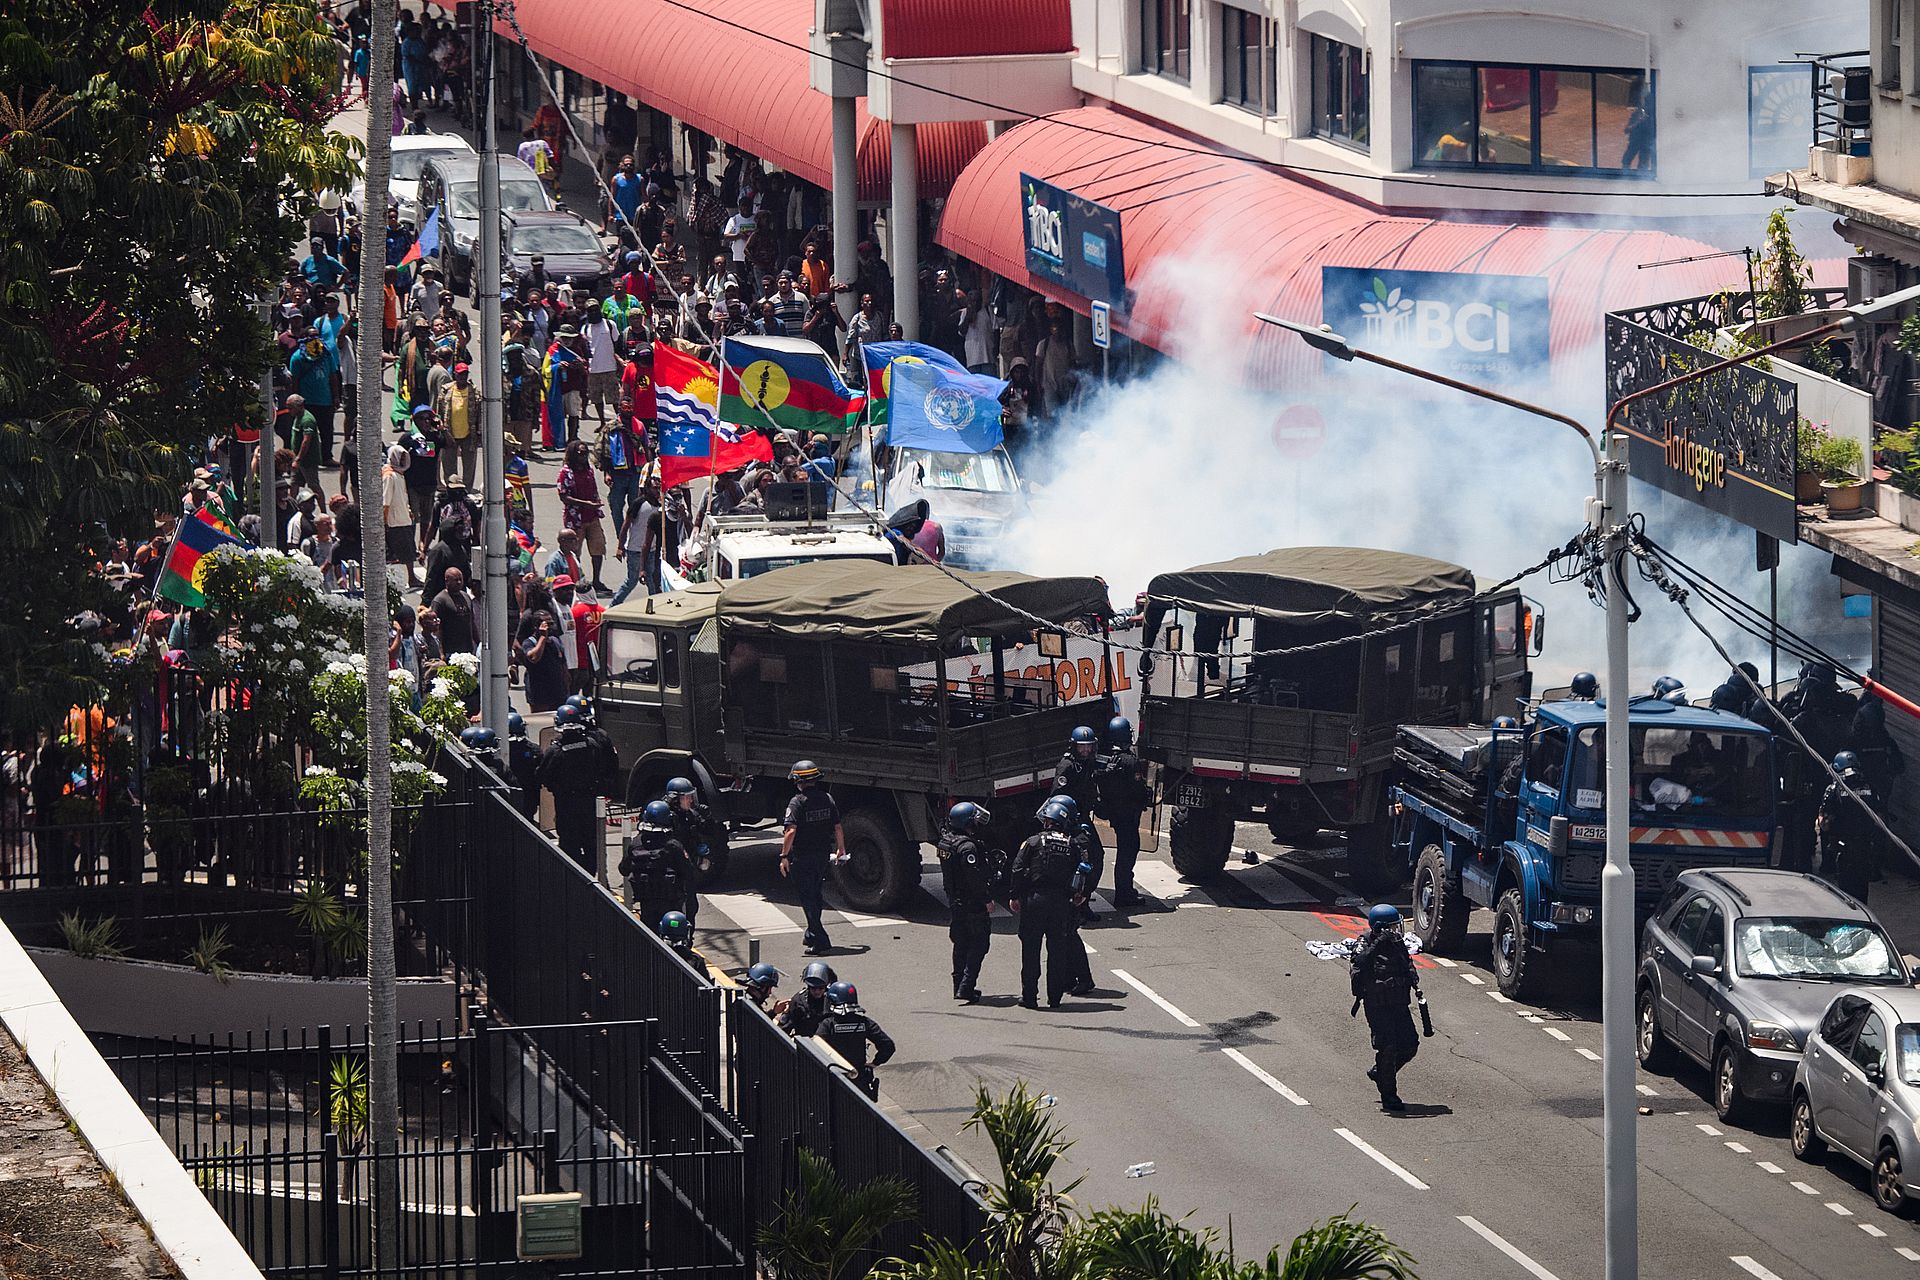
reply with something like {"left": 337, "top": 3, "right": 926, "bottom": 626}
{"left": 886, "top": 361, "right": 1009, "bottom": 454}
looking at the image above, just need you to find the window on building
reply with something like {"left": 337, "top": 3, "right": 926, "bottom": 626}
{"left": 1413, "top": 61, "right": 1654, "bottom": 175}
{"left": 1884, "top": 0, "right": 1905, "bottom": 91}
{"left": 1141, "top": 0, "right": 1192, "bottom": 83}
{"left": 1221, "top": 7, "right": 1278, "bottom": 113}
{"left": 1310, "top": 33, "right": 1369, "bottom": 147}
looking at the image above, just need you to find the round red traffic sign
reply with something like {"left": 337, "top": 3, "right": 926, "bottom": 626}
{"left": 1270, "top": 403, "right": 1325, "bottom": 460}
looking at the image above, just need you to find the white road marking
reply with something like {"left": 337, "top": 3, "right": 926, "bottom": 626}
{"left": 1462, "top": 973, "right": 1487, "bottom": 986}
{"left": 1432, "top": 956, "right": 1458, "bottom": 968}
{"left": 1222, "top": 1047, "right": 1310, "bottom": 1106}
{"left": 1335, "top": 1128, "right": 1430, "bottom": 1190}
{"left": 1730, "top": 1258, "right": 1786, "bottom": 1280}
{"left": 1456, "top": 1215, "right": 1561, "bottom": 1280}
{"left": 1226, "top": 860, "right": 1317, "bottom": 905}
{"left": 1757, "top": 1161, "right": 1784, "bottom": 1174}
{"left": 1790, "top": 1181, "right": 1821, "bottom": 1195}
{"left": 823, "top": 891, "right": 894, "bottom": 928}
{"left": 1130, "top": 860, "right": 1219, "bottom": 908}
{"left": 1860, "top": 1223, "right": 1888, "bottom": 1238}
{"left": 1110, "top": 969, "right": 1200, "bottom": 1028}
{"left": 1636, "top": 1085, "right": 1657, "bottom": 1096}
{"left": 919, "top": 873, "right": 951, "bottom": 909}
{"left": 1696, "top": 1123, "right": 1723, "bottom": 1136}
{"left": 1725, "top": 1141, "right": 1751, "bottom": 1154}
{"left": 1524, "top": 1013, "right": 1546, "bottom": 1023}
{"left": 703, "top": 892, "right": 801, "bottom": 937}
{"left": 1575, "top": 1047, "right": 1602, "bottom": 1061}
{"left": 1897, "top": 1245, "right": 1920, "bottom": 1261}
{"left": 1545, "top": 1027, "right": 1573, "bottom": 1042}
{"left": 1488, "top": 992, "right": 1514, "bottom": 1004}
{"left": 1826, "top": 1201, "right": 1854, "bottom": 1217}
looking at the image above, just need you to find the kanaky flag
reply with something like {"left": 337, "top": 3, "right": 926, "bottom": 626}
{"left": 400, "top": 208, "right": 439, "bottom": 267}
{"left": 719, "top": 336, "right": 865, "bottom": 436}
{"left": 157, "top": 511, "right": 244, "bottom": 608}
{"left": 655, "top": 343, "right": 772, "bottom": 488}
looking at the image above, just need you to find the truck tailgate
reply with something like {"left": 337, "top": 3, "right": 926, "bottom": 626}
{"left": 1142, "top": 694, "right": 1358, "bottom": 778}
{"left": 948, "top": 703, "right": 1089, "bottom": 795}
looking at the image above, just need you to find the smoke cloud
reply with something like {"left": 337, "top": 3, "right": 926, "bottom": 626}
{"left": 994, "top": 244, "right": 1869, "bottom": 694}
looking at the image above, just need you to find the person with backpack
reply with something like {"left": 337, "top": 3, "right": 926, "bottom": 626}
{"left": 1349, "top": 904, "right": 1431, "bottom": 1112}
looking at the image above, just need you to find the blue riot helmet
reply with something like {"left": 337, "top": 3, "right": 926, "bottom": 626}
{"left": 1070, "top": 725, "right": 1096, "bottom": 756}
{"left": 948, "top": 801, "right": 989, "bottom": 832}
{"left": 642, "top": 799, "right": 673, "bottom": 826}
{"left": 658, "top": 910, "right": 692, "bottom": 948}
{"left": 1650, "top": 675, "right": 1685, "bottom": 700}
{"left": 1491, "top": 716, "right": 1520, "bottom": 730}
{"left": 552, "top": 704, "right": 582, "bottom": 727}
{"left": 563, "top": 692, "right": 596, "bottom": 725}
{"left": 802, "top": 960, "right": 836, "bottom": 989}
{"left": 665, "top": 776, "right": 697, "bottom": 799}
{"left": 1833, "top": 750, "right": 1861, "bottom": 777}
{"left": 1038, "top": 795, "right": 1078, "bottom": 828}
{"left": 1106, "top": 716, "right": 1134, "bottom": 747}
{"left": 1569, "top": 672, "right": 1600, "bottom": 699}
{"left": 507, "top": 709, "right": 526, "bottom": 738}
{"left": 825, "top": 980, "right": 859, "bottom": 1009}
{"left": 1367, "top": 903, "right": 1402, "bottom": 932}
{"left": 459, "top": 725, "right": 498, "bottom": 750}
{"left": 745, "top": 962, "right": 781, "bottom": 993}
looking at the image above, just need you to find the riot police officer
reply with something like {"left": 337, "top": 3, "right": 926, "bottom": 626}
{"left": 1053, "top": 727, "right": 1105, "bottom": 918}
{"left": 817, "top": 981, "right": 895, "bottom": 1098}
{"left": 781, "top": 760, "right": 845, "bottom": 955}
{"left": 1010, "top": 796, "right": 1086, "bottom": 1010}
{"left": 1097, "top": 717, "right": 1152, "bottom": 910}
{"left": 538, "top": 704, "right": 605, "bottom": 872}
{"left": 663, "top": 775, "right": 729, "bottom": 880}
{"left": 621, "top": 800, "right": 697, "bottom": 931}
{"left": 741, "top": 962, "right": 782, "bottom": 1012}
{"left": 506, "top": 710, "right": 541, "bottom": 821}
{"left": 938, "top": 802, "right": 1004, "bottom": 1003}
{"left": 1819, "top": 751, "right": 1885, "bottom": 902}
{"left": 1780, "top": 662, "right": 1859, "bottom": 873}
{"left": 1350, "top": 903, "right": 1425, "bottom": 1111}
{"left": 658, "top": 909, "right": 698, "bottom": 965}
{"left": 1568, "top": 672, "right": 1599, "bottom": 700}
{"left": 567, "top": 693, "right": 622, "bottom": 796}
{"left": 458, "top": 724, "right": 500, "bottom": 764}
{"left": 778, "top": 960, "right": 837, "bottom": 1036}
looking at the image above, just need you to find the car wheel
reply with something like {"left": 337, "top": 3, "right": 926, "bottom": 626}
{"left": 1790, "top": 1091, "right": 1826, "bottom": 1163}
{"left": 1876, "top": 1144, "right": 1910, "bottom": 1214}
{"left": 1491, "top": 888, "right": 1532, "bottom": 999}
{"left": 1712, "top": 1043, "right": 1747, "bottom": 1124}
{"left": 1636, "top": 988, "right": 1676, "bottom": 1073}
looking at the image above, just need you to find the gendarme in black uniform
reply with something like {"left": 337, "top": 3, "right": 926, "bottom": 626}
{"left": 937, "top": 812, "right": 1004, "bottom": 1002}
{"left": 1096, "top": 729, "right": 1150, "bottom": 909}
{"left": 537, "top": 719, "right": 603, "bottom": 872}
{"left": 817, "top": 989, "right": 895, "bottom": 1097}
{"left": 1054, "top": 741, "right": 1105, "bottom": 909}
{"left": 782, "top": 765, "right": 840, "bottom": 953}
{"left": 1819, "top": 771, "right": 1883, "bottom": 902}
{"left": 1010, "top": 821, "right": 1081, "bottom": 1008}
{"left": 622, "top": 805, "right": 698, "bottom": 933}
{"left": 1351, "top": 915, "right": 1421, "bottom": 1111}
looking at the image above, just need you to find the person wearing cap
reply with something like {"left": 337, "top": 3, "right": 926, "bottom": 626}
{"left": 281, "top": 393, "right": 321, "bottom": 493}
{"left": 396, "top": 315, "right": 435, "bottom": 415}
{"left": 402, "top": 405, "right": 445, "bottom": 554}
{"left": 285, "top": 487, "right": 321, "bottom": 551}
{"left": 768, "top": 272, "right": 808, "bottom": 333}
{"left": 409, "top": 263, "right": 443, "bottom": 322}
{"left": 433, "top": 360, "right": 478, "bottom": 486}
{"left": 579, "top": 300, "right": 620, "bottom": 426}
{"left": 301, "top": 237, "right": 347, "bottom": 294}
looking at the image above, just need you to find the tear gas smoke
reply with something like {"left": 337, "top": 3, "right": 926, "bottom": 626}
{"left": 993, "top": 248, "right": 1869, "bottom": 694}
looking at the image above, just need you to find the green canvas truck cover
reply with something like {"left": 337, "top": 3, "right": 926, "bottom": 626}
{"left": 1144, "top": 547, "right": 1475, "bottom": 629}
{"left": 717, "top": 560, "right": 1111, "bottom": 645}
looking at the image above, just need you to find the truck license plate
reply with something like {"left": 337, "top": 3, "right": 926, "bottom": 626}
{"left": 1176, "top": 784, "right": 1209, "bottom": 809}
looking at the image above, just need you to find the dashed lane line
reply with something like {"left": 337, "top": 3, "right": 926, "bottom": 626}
{"left": 1861, "top": 1223, "right": 1889, "bottom": 1238}
{"left": 1431, "top": 956, "right": 1458, "bottom": 968}
{"left": 1222, "top": 1047, "right": 1311, "bottom": 1106}
{"left": 1488, "top": 991, "right": 1514, "bottom": 1004}
{"left": 1757, "top": 1161, "right": 1784, "bottom": 1174}
{"left": 1110, "top": 969, "right": 1201, "bottom": 1028}
{"left": 1461, "top": 973, "right": 1487, "bottom": 986}
{"left": 1457, "top": 1215, "right": 1562, "bottom": 1280}
{"left": 1335, "top": 1127, "right": 1430, "bottom": 1190}
{"left": 1130, "top": 859, "right": 1219, "bottom": 908}
{"left": 1697, "top": 1123, "right": 1724, "bottom": 1136}
{"left": 1897, "top": 1245, "right": 1920, "bottom": 1261}
{"left": 1544, "top": 1027, "right": 1573, "bottom": 1042}
{"left": 1790, "top": 1181, "right": 1821, "bottom": 1196}
{"left": 1575, "top": 1047, "right": 1602, "bottom": 1062}
{"left": 1827, "top": 1201, "right": 1855, "bottom": 1217}
{"left": 1730, "top": 1258, "right": 1786, "bottom": 1280}
{"left": 1725, "top": 1141, "right": 1751, "bottom": 1154}
{"left": 1636, "top": 1084, "right": 1658, "bottom": 1096}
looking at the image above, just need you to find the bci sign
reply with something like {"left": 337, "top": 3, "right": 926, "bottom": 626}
{"left": 1321, "top": 266, "right": 1551, "bottom": 384}
{"left": 1020, "top": 173, "right": 1127, "bottom": 309}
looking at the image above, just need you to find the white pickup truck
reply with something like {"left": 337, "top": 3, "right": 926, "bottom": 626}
{"left": 660, "top": 510, "right": 897, "bottom": 590}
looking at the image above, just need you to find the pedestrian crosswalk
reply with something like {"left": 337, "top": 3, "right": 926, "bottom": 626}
{"left": 693, "top": 855, "right": 1323, "bottom": 937}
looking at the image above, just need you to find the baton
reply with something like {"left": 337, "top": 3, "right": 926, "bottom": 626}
{"left": 1416, "top": 990, "right": 1434, "bottom": 1038}
{"left": 1349, "top": 996, "right": 1362, "bottom": 1018}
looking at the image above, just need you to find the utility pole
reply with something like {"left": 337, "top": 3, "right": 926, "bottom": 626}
{"left": 1597, "top": 426, "right": 1635, "bottom": 1280}
{"left": 351, "top": 0, "right": 401, "bottom": 1270}
{"left": 478, "top": 0, "right": 510, "bottom": 737}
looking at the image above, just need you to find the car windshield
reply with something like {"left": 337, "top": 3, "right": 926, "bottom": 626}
{"left": 449, "top": 181, "right": 550, "bottom": 218}
{"left": 896, "top": 448, "right": 1017, "bottom": 493}
{"left": 1899, "top": 1025, "right": 1920, "bottom": 1086}
{"left": 1734, "top": 917, "right": 1904, "bottom": 981}
{"left": 511, "top": 224, "right": 601, "bottom": 255}
{"left": 738, "top": 553, "right": 892, "bottom": 579}
{"left": 1567, "top": 725, "right": 1772, "bottom": 819}
{"left": 392, "top": 147, "right": 465, "bottom": 181}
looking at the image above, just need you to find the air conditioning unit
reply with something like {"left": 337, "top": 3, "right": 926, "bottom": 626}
{"left": 1849, "top": 254, "right": 1901, "bottom": 306}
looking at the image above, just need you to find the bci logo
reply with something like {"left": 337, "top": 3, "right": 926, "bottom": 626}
{"left": 1357, "top": 277, "right": 1513, "bottom": 354}
{"left": 1026, "top": 190, "right": 1064, "bottom": 261}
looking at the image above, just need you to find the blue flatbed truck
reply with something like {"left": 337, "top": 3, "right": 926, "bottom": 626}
{"left": 1391, "top": 698, "right": 1779, "bottom": 997}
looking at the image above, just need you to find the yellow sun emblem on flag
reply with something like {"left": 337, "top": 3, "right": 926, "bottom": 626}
{"left": 740, "top": 360, "right": 791, "bottom": 409}
{"left": 880, "top": 355, "right": 926, "bottom": 399}
{"left": 686, "top": 374, "right": 719, "bottom": 408}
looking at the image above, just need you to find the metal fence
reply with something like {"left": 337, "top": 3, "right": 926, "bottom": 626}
{"left": 98, "top": 1012, "right": 750, "bottom": 1278}
{"left": 727, "top": 997, "right": 990, "bottom": 1269}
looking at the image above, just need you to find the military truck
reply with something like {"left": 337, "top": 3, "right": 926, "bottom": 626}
{"left": 594, "top": 561, "right": 1114, "bottom": 910}
{"left": 1392, "top": 698, "right": 1778, "bottom": 997}
{"left": 1138, "top": 548, "right": 1535, "bottom": 887}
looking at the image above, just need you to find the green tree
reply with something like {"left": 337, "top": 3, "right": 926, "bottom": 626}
{"left": 758, "top": 1148, "right": 918, "bottom": 1280}
{"left": 0, "top": 0, "right": 356, "bottom": 733}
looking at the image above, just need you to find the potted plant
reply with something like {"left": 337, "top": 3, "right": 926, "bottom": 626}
{"left": 1811, "top": 430, "right": 1868, "bottom": 514}
{"left": 1796, "top": 419, "right": 1834, "bottom": 502}
{"left": 1876, "top": 428, "right": 1920, "bottom": 531}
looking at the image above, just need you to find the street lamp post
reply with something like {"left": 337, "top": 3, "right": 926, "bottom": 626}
{"left": 1258, "top": 290, "right": 1920, "bottom": 1280}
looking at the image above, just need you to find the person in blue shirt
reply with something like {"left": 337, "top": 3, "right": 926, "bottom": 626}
{"left": 606, "top": 154, "right": 644, "bottom": 237}
{"left": 302, "top": 238, "right": 347, "bottom": 293}
{"left": 384, "top": 206, "right": 415, "bottom": 270}
{"left": 287, "top": 335, "right": 339, "bottom": 467}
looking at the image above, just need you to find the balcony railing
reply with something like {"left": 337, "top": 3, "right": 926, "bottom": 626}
{"left": 1808, "top": 50, "right": 1872, "bottom": 157}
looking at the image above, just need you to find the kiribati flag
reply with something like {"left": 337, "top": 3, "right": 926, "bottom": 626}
{"left": 157, "top": 511, "right": 244, "bottom": 608}
{"left": 718, "top": 336, "right": 865, "bottom": 436}
{"left": 656, "top": 343, "right": 772, "bottom": 488}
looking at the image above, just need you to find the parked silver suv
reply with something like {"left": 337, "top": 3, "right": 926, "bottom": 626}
{"left": 1792, "top": 987, "right": 1920, "bottom": 1213}
{"left": 1637, "top": 868, "right": 1908, "bottom": 1121}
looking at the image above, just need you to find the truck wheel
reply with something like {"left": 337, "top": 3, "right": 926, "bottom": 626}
{"left": 1411, "top": 845, "right": 1469, "bottom": 955}
{"left": 1169, "top": 806, "right": 1233, "bottom": 880}
{"left": 1264, "top": 794, "right": 1322, "bottom": 847}
{"left": 834, "top": 806, "right": 915, "bottom": 912}
{"left": 1345, "top": 820, "right": 1403, "bottom": 893}
{"left": 1491, "top": 888, "right": 1533, "bottom": 999}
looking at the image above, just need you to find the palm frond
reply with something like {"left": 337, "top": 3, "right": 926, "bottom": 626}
{"left": 1268, "top": 1210, "right": 1418, "bottom": 1280}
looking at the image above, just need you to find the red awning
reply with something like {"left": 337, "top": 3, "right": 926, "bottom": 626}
{"left": 879, "top": 0, "right": 1073, "bottom": 60}
{"left": 499, "top": 0, "right": 985, "bottom": 202}
{"left": 936, "top": 107, "right": 1754, "bottom": 383}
